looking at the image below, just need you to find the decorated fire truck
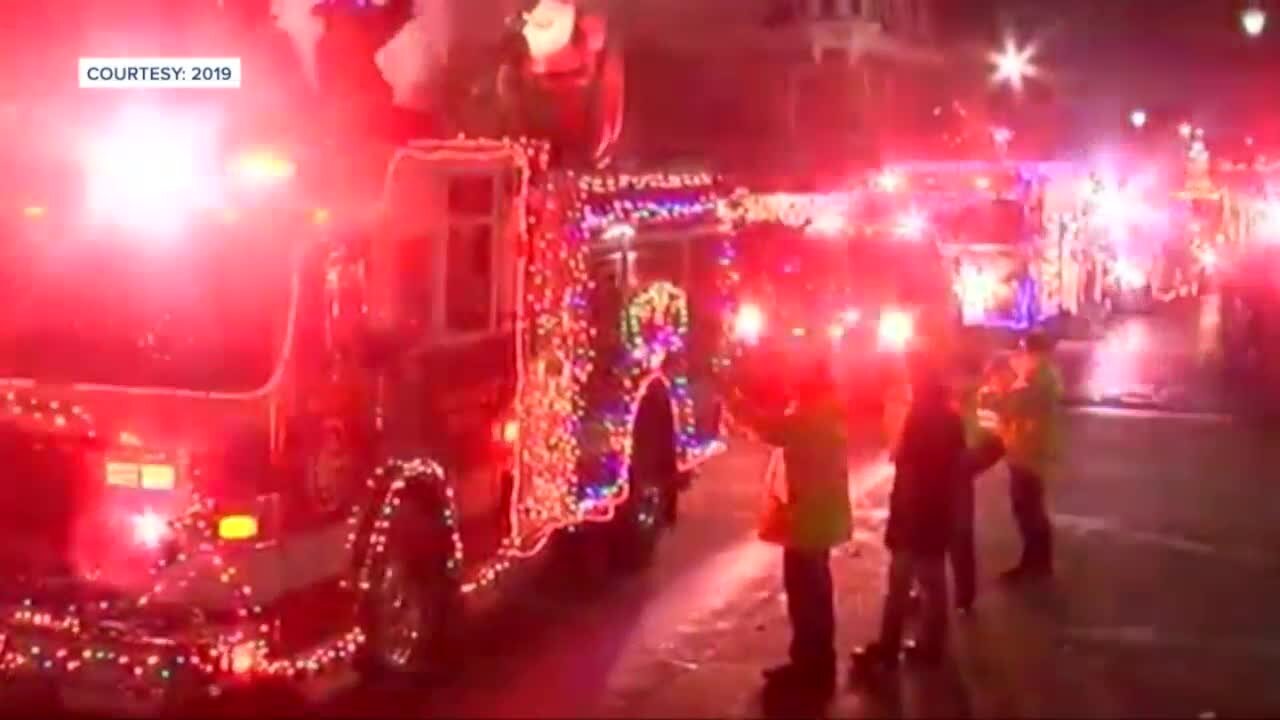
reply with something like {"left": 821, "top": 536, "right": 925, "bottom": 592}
{"left": 0, "top": 1, "right": 736, "bottom": 714}
{"left": 865, "top": 162, "right": 1042, "bottom": 329}
{"left": 716, "top": 187, "right": 958, "bottom": 433}
{"left": 1216, "top": 158, "right": 1280, "bottom": 387}
{"left": 0, "top": 135, "right": 733, "bottom": 712}
{"left": 868, "top": 161, "right": 1114, "bottom": 332}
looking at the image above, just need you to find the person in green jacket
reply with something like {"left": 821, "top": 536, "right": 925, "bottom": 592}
{"left": 992, "top": 331, "right": 1064, "bottom": 582}
{"left": 739, "top": 353, "right": 851, "bottom": 698}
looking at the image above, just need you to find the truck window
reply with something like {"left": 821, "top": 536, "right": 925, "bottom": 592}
{"left": 446, "top": 224, "right": 494, "bottom": 333}
{"left": 631, "top": 240, "right": 686, "bottom": 287}
{"left": 940, "top": 200, "right": 1025, "bottom": 244}
{"left": 449, "top": 175, "right": 494, "bottom": 217}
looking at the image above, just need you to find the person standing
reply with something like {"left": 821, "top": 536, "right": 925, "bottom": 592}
{"left": 745, "top": 356, "right": 852, "bottom": 698}
{"left": 949, "top": 356, "right": 1010, "bottom": 613}
{"left": 993, "top": 332, "right": 1064, "bottom": 582}
{"left": 852, "top": 351, "right": 967, "bottom": 673}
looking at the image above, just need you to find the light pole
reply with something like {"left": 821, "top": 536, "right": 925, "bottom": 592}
{"left": 991, "top": 38, "right": 1037, "bottom": 91}
{"left": 1242, "top": 6, "right": 1267, "bottom": 37}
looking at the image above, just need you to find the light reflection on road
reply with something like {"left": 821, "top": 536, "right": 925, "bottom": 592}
{"left": 1071, "top": 297, "right": 1227, "bottom": 412}
{"left": 1084, "top": 317, "right": 1151, "bottom": 403}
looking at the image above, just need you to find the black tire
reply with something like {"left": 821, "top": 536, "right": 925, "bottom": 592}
{"left": 609, "top": 395, "right": 675, "bottom": 572}
{"left": 358, "top": 500, "right": 456, "bottom": 683}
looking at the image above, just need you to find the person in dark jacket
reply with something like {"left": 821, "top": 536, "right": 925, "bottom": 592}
{"left": 948, "top": 355, "right": 1011, "bottom": 613}
{"left": 852, "top": 350, "right": 968, "bottom": 672}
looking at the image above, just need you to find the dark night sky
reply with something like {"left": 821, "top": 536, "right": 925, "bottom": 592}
{"left": 932, "top": 0, "right": 1280, "bottom": 138}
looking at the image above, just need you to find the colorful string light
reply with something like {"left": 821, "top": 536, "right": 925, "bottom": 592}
{"left": 718, "top": 190, "right": 856, "bottom": 229}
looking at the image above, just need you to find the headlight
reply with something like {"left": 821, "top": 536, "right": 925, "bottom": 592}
{"left": 956, "top": 264, "right": 1004, "bottom": 320}
{"left": 130, "top": 509, "right": 171, "bottom": 549}
{"left": 231, "top": 148, "right": 296, "bottom": 187}
{"left": 877, "top": 308, "right": 914, "bottom": 352}
{"left": 83, "top": 105, "right": 223, "bottom": 235}
{"left": 1114, "top": 258, "right": 1147, "bottom": 289}
{"left": 1197, "top": 247, "right": 1218, "bottom": 271}
{"left": 733, "top": 303, "right": 766, "bottom": 345}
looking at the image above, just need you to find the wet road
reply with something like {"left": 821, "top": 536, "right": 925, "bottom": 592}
{"left": 1062, "top": 296, "right": 1231, "bottom": 414}
{"left": 316, "top": 295, "right": 1280, "bottom": 718}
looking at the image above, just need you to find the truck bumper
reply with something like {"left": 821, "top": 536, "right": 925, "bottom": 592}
{"left": 0, "top": 604, "right": 298, "bottom": 716}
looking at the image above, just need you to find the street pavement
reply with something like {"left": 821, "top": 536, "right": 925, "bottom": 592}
{"left": 322, "top": 293, "right": 1280, "bottom": 718}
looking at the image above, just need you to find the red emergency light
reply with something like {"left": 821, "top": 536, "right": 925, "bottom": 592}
{"left": 81, "top": 105, "right": 296, "bottom": 235}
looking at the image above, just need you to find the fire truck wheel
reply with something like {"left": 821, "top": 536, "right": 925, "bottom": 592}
{"left": 610, "top": 393, "right": 676, "bottom": 572}
{"left": 359, "top": 501, "right": 455, "bottom": 682}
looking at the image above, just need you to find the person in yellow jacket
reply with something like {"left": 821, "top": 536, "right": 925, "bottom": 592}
{"left": 991, "top": 331, "right": 1064, "bottom": 582}
{"left": 738, "top": 353, "right": 851, "bottom": 698}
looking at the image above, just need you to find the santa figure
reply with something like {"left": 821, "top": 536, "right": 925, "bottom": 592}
{"left": 498, "top": 0, "right": 624, "bottom": 167}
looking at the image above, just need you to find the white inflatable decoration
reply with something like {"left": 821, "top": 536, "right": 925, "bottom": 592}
{"left": 523, "top": 0, "right": 577, "bottom": 64}
{"left": 271, "top": 0, "right": 449, "bottom": 111}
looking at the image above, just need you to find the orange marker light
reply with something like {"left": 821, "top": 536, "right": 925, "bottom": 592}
{"left": 498, "top": 418, "right": 520, "bottom": 445}
{"left": 233, "top": 150, "right": 296, "bottom": 185}
{"left": 218, "top": 515, "right": 259, "bottom": 541}
{"left": 107, "top": 461, "right": 176, "bottom": 490}
{"left": 106, "top": 461, "right": 140, "bottom": 488}
{"left": 139, "top": 463, "right": 176, "bottom": 491}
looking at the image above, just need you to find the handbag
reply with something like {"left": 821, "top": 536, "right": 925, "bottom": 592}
{"left": 758, "top": 447, "right": 790, "bottom": 544}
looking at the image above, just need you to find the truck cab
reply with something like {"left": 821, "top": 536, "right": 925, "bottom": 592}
{"left": 728, "top": 219, "right": 956, "bottom": 424}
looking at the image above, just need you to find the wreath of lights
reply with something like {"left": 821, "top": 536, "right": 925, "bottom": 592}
{"left": 589, "top": 281, "right": 695, "bottom": 508}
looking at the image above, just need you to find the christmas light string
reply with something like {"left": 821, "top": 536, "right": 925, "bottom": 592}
{"left": 717, "top": 190, "right": 856, "bottom": 229}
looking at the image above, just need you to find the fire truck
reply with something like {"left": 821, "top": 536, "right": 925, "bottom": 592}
{"left": 872, "top": 161, "right": 1113, "bottom": 333}
{"left": 0, "top": 133, "right": 733, "bottom": 712}
{"left": 1217, "top": 163, "right": 1280, "bottom": 393}
{"left": 867, "top": 162, "right": 1044, "bottom": 330}
{"left": 718, "top": 189, "right": 957, "bottom": 430}
{"left": 0, "top": 5, "right": 734, "bottom": 716}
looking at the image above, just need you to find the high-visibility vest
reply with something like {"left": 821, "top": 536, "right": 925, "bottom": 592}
{"left": 1000, "top": 361, "right": 1064, "bottom": 477}
{"left": 758, "top": 399, "right": 854, "bottom": 550}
